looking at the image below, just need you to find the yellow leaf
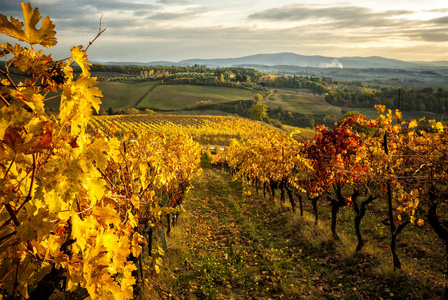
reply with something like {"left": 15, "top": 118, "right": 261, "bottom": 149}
{"left": 408, "top": 119, "right": 418, "bottom": 129}
{"left": 375, "top": 104, "right": 386, "bottom": 113}
{"left": 74, "top": 74, "right": 103, "bottom": 113}
{"left": 93, "top": 204, "right": 119, "bottom": 225}
{"left": 88, "top": 178, "right": 106, "bottom": 205}
{"left": 71, "top": 212, "right": 89, "bottom": 251}
{"left": 121, "top": 263, "right": 137, "bottom": 298}
{"left": 70, "top": 45, "right": 91, "bottom": 75}
{"left": 131, "top": 194, "right": 140, "bottom": 210}
{"left": 0, "top": 2, "right": 57, "bottom": 48}
{"left": 417, "top": 219, "right": 424, "bottom": 226}
{"left": 58, "top": 211, "right": 71, "bottom": 221}
{"left": 45, "top": 189, "right": 68, "bottom": 214}
{"left": 131, "top": 233, "right": 142, "bottom": 258}
{"left": 155, "top": 264, "right": 161, "bottom": 274}
{"left": 127, "top": 211, "right": 138, "bottom": 229}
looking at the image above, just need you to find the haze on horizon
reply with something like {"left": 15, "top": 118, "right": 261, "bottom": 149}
{"left": 2, "top": 0, "right": 448, "bottom": 63}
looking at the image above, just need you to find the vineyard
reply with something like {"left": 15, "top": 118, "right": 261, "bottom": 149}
{"left": 0, "top": 4, "right": 203, "bottom": 299}
{"left": 2, "top": 4, "right": 448, "bottom": 300}
{"left": 198, "top": 108, "right": 448, "bottom": 298}
{"left": 89, "top": 114, "right": 283, "bottom": 146}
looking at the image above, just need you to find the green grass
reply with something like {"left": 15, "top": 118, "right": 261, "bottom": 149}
{"left": 266, "top": 90, "right": 342, "bottom": 116}
{"left": 143, "top": 157, "right": 446, "bottom": 299}
{"left": 136, "top": 85, "right": 256, "bottom": 110}
{"left": 146, "top": 161, "right": 315, "bottom": 299}
{"left": 94, "top": 80, "right": 446, "bottom": 125}
{"left": 97, "top": 80, "right": 161, "bottom": 110}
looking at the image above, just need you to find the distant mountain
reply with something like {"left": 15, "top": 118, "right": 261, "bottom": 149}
{"left": 95, "top": 52, "right": 448, "bottom": 69}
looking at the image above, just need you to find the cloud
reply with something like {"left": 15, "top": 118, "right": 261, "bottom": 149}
{"left": 147, "top": 7, "right": 209, "bottom": 21}
{"left": 248, "top": 4, "right": 414, "bottom": 29}
{"left": 0, "top": 0, "right": 158, "bottom": 21}
{"left": 406, "top": 27, "right": 448, "bottom": 42}
{"left": 247, "top": 3, "right": 448, "bottom": 45}
{"left": 424, "top": 8, "right": 448, "bottom": 13}
{"left": 2, "top": 0, "right": 448, "bottom": 62}
{"left": 0, "top": 0, "right": 22, "bottom": 12}
{"left": 157, "top": 0, "right": 190, "bottom": 4}
{"left": 432, "top": 16, "right": 448, "bottom": 24}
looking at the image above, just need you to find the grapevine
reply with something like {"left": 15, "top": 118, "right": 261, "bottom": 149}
{"left": 0, "top": 3, "right": 202, "bottom": 299}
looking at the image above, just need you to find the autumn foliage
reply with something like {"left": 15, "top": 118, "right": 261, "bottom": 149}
{"left": 208, "top": 104, "right": 448, "bottom": 279}
{"left": 0, "top": 3, "right": 201, "bottom": 299}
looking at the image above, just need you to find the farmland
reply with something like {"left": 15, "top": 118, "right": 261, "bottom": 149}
{"left": 97, "top": 80, "right": 161, "bottom": 110}
{"left": 265, "top": 89, "right": 341, "bottom": 116}
{"left": 89, "top": 114, "right": 284, "bottom": 145}
{"left": 136, "top": 85, "right": 257, "bottom": 110}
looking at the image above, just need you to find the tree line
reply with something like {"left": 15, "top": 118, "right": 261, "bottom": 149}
{"left": 326, "top": 86, "right": 448, "bottom": 115}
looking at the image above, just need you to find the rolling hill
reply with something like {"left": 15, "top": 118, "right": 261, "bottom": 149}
{"left": 95, "top": 52, "right": 448, "bottom": 69}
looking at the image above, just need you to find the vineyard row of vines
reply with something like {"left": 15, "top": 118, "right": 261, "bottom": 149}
{"left": 206, "top": 107, "right": 448, "bottom": 295}
{"left": 0, "top": 4, "right": 202, "bottom": 299}
{"left": 89, "top": 114, "right": 282, "bottom": 146}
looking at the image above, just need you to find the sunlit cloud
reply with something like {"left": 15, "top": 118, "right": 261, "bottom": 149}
{"left": 1, "top": 0, "right": 448, "bottom": 62}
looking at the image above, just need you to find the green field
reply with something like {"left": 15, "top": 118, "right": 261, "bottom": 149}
{"left": 94, "top": 80, "right": 447, "bottom": 125}
{"left": 266, "top": 90, "right": 342, "bottom": 116}
{"left": 136, "top": 85, "right": 256, "bottom": 110}
{"left": 97, "top": 80, "right": 161, "bottom": 110}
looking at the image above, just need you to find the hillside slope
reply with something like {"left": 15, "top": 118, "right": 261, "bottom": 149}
{"left": 145, "top": 159, "right": 445, "bottom": 299}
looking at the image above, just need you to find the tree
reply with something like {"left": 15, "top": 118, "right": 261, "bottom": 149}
{"left": 125, "top": 108, "right": 140, "bottom": 115}
{"left": 144, "top": 108, "right": 156, "bottom": 114}
{"left": 308, "top": 118, "right": 315, "bottom": 129}
{"left": 250, "top": 103, "right": 268, "bottom": 121}
{"left": 253, "top": 93, "right": 263, "bottom": 104}
{"left": 99, "top": 107, "right": 108, "bottom": 115}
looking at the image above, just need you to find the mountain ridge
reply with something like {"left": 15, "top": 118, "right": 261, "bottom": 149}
{"left": 94, "top": 52, "right": 448, "bottom": 69}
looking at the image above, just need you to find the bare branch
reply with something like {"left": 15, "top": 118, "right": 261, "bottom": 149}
{"left": 0, "top": 93, "right": 10, "bottom": 107}
{"left": 4, "top": 204, "right": 20, "bottom": 227}
{"left": 85, "top": 15, "right": 107, "bottom": 53}
{"left": 3, "top": 154, "right": 17, "bottom": 180}
{"left": 0, "top": 68, "right": 18, "bottom": 91}
{"left": 16, "top": 153, "right": 37, "bottom": 212}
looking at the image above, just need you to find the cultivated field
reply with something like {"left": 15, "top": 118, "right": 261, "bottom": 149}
{"left": 136, "top": 85, "right": 256, "bottom": 110}
{"left": 90, "top": 114, "right": 283, "bottom": 145}
{"left": 97, "top": 80, "right": 161, "bottom": 110}
{"left": 265, "top": 89, "right": 342, "bottom": 116}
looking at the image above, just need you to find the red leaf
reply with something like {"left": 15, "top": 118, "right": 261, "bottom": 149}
{"left": 3, "top": 124, "right": 25, "bottom": 151}
{"left": 27, "top": 130, "right": 52, "bottom": 154}
{"left": 69, "top": 136, "right": 79, "bottom": 148}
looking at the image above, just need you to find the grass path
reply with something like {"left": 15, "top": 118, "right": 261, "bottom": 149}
{"left": 149, "top": 161, "right": 317, "bottom": 299}
{"left": 146, "top": 159, "right": 445, "bottom": 299}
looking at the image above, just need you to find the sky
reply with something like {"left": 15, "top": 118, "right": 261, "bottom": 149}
{"left": 2, "top": 0, "right": 448, "bottom": 63}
